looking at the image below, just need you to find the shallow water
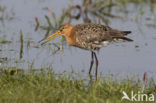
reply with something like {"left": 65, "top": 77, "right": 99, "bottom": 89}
{"left": 0, "top": 0, "right": 156, "bottom": 79}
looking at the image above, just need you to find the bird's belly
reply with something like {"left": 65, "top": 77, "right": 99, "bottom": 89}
{"left": 75, "top": 41, "right": 110, "bottom": 51}
{"left": 94, "top": 41, "right": 110, "bottom": 47}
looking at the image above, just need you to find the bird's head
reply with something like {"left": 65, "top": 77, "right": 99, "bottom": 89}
{"left": 46, "top": 24, "right": 73, "bottom": 41}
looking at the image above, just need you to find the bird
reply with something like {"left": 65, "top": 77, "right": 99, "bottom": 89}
{"left": 44, "top": 23, "right": 133, "bottom": 79}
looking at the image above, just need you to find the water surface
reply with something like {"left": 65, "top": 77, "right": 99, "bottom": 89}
{"left": 0, "top": 0, "right": 156, "bottom": 79}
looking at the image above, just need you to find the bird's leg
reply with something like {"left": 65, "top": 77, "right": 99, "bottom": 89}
{"left": 89, "top": 51, "right": 94, "bottom": 75}
{"left": 89, "top": 73, "right": 93, "bottom": 82}
{"left": 93, "top": 52, "right": 98, "bottom": 80}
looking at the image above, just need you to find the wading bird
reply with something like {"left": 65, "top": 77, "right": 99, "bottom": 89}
{"left": 44, "top": 23, "right": 132, "bottom": 79}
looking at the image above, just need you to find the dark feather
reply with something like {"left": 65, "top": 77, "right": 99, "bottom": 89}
{"left": 123, "top": 31, "right": 132, "bottom": 35}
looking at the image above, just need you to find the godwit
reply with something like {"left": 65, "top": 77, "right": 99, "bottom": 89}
{"left": 45, "top": 23, "right": 132, "bottom": 79}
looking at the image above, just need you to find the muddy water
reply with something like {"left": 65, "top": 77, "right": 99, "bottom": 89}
{"left": 0, "top": 0, "right": 156, "bottom": 79}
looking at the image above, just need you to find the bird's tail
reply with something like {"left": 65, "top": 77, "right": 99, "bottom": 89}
{"left": 123, "top": 31, "right": 132, "bottom": 35}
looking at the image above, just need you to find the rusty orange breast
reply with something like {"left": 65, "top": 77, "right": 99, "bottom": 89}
{"left": 63, "top": 27, "right": 76, "bottom": 46}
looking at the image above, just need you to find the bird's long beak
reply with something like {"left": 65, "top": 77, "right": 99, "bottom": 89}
{"left": 39, "top": 30, "right": 62, "bottom": 45}
{"left": 46, "top": 30, "right": 62, "bottom": 41}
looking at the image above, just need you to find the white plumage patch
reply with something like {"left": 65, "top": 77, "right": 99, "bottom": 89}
{"left": 113, "top": 38, "right": 126, "bottom": 42}
{"left": 101, "top": 41, "right": 110, "bottom": 46}
{"left": 93, "top": 41, "right": 110, "bottom": 47}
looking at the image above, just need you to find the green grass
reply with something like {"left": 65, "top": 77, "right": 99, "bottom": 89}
{"left": 0, "top": 68, "right": 155, "bottom": 103}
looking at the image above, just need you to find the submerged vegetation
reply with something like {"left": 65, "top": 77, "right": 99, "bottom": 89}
{"left": 38, "top": 0, "right": 156, "bottom": 32}
{"left": 0, "top": 68, "right": 155, "bottom": 103}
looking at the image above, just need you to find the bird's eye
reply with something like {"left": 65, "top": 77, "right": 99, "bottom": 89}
{"left": 60, "top": 27, "right": 64, "bottom": 31}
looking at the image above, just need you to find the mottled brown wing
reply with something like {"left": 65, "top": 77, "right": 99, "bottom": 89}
{"left": 72, "top": 24, "right": 132, "bottom": 43}
{"left": 72, "top": 24, "right": 110, "bottom": 43}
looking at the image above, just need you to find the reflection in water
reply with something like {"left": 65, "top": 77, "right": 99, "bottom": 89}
{"left": 0, "top": 0, "right": 156, "bottom": 80}
{"left": 19, "top": 30, "right": 23, "bottom": 59}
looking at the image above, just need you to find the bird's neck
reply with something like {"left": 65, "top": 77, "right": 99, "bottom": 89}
{"left": 64, "top": 27, "right": 76, "bottom": 46}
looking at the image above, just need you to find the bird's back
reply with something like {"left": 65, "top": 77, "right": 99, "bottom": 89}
{"left": 71, "top": 24, "right": 132, "bottom": 50}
